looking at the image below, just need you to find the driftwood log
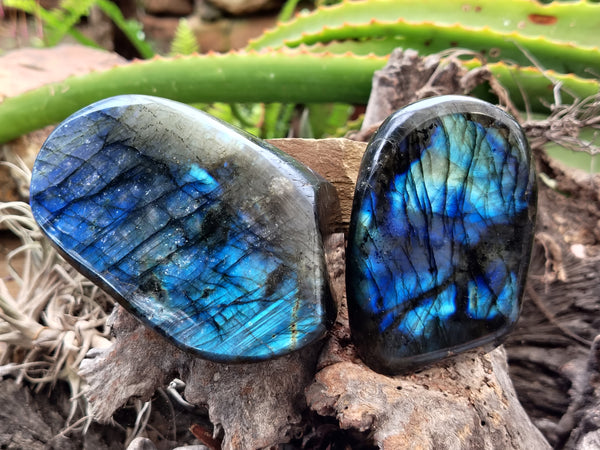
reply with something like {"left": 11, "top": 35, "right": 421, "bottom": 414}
{"left": 80, "top": 135, "right": 548, "bottom": 449}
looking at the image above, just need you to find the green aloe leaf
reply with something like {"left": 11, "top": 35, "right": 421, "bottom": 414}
{"left": 249, "top": 0, "right": 600, "bottom": 50}
{"left": 294, "top": 22, "right": 600, "bottom": 79}
{"left": 0, "top": 51, "right": 385, "bottom": 143}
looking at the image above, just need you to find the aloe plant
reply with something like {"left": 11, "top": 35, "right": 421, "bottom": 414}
{"left": 0, "top": 0, "right": 598, "bottom": 144}
{"left": 250, "top": 0, "right": 599, "bottom": 49}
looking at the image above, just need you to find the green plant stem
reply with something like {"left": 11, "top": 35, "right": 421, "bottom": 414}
{"left": 0, "top": 52, "right": 385, "bottom": 143}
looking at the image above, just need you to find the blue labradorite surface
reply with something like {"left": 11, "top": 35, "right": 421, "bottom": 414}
{"left": 30, "top": 95, "right": 338, "bottom": 362}
{"left": 346, "top": 95, "right": 536, "bottom": 374}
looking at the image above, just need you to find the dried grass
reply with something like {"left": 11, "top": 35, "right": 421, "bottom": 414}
{"left": 0, "top": 162, "right": 114, "bottom": 433}
{"left": 523, "top": 93, "right": 600, "bottom": 155}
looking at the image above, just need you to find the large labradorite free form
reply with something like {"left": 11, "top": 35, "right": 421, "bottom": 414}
{"left": 346, "top": 96, "right": 536, "bottom": 374}
{"left": 30, "top": 95, "right": 338, "bottom": 362}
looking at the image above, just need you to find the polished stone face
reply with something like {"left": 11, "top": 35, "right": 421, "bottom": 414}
{"left": 30, "top": 95, "right": 338, "bottom": 362}
{"left": 346, "top": 96, "right": 537, "bottom": 374}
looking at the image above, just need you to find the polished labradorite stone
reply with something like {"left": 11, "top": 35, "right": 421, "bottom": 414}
{"left": 347, "top": 96, "right": 536, "bottom": 374}
{"left": 30, "top": 95, "right": 338, "bottom": 362}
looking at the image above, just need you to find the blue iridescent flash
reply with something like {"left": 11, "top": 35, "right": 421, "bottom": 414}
{"left": 346, "top": 96, "right": 536, "bottom": 374}
{"left": 30, "top": 95, "right": 338, "bottom": 362}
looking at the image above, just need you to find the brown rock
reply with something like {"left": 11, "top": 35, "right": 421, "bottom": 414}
{"left": 191, "top": 14, "right": 278, "bottom": 53}
{"left": 207, "top": 0, "right": 282, "bottom": 16}
{"left": 38, "top": 0, "right": 60, "bottom": 8}
{"left": 140, "top": 14, "right": 181, "bottom": 53}
{"left": 193, "top": 18, "right": 232, "bottom": 53}
{"left": 142, "top": 0, "right": 194, "bottom": 16}
{"left": 228, "top": 14, "right": 278, "bottom": 49}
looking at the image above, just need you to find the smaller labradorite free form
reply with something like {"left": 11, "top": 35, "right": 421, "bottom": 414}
{"left": 30, "top": 95, "right": 338, "bottom": 362}
{"left": 346, "top": 96, "right": 536, "bottom": 374}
